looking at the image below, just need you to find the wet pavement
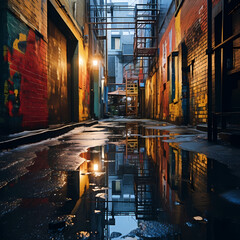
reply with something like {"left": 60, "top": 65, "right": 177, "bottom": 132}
{"left": 0, "top": 119, "right": 240, "bottom": 240}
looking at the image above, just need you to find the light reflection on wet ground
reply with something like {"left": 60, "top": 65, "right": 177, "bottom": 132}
{"left": 0, "top": 120, "right": 240, "bottom": 239}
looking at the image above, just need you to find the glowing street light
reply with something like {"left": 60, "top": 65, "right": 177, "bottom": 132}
{"left": 92, "top": 59, "right": 98, "bottom": 67}
{"left": 79, "top": 57, "right": 83, "bottom": 65}
{"left": 93, "top": 163, "right": 99, "bottom": 171}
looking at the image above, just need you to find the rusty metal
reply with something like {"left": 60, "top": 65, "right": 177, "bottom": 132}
{"left": 92, "top": 28, "right": 136, "bottom": 30}
{"left": 125, "top": 66, "right": 139, "bottom": 116}
{"left": 88, "top": 22, "right": 135, "bottom": 24}
{"left": 89, "top": 1, "right": 159, "bottom": 117}
{"left": 90, "top": 17, "right": 135, "bottom": 19}
{"left": 134, "top": 3, "right": 158, "bottom": 58}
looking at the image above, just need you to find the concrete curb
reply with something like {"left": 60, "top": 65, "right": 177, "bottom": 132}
{"left": 0, "top": 120, "right": 98, "bottom": 151}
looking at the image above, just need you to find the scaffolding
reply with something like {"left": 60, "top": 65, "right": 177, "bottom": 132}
{"left": 124, "top": 65, "right": 139, "bottom": 116}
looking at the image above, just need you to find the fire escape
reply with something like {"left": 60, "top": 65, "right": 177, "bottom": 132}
{"left": 125, "top": 123, "right": 157, "bottom": 220}
{"left": 124, "top": 1, "right": 158, "bottom": 116}
{"left": 88, "top": 1, "right": 159, "bottom": 222}
{"left": 88, "top": 1, "right": 158, "bottom": 117}
{"left": 134, "top": 3, "right": 158, "bottom": 59}
{"left": 134, "top": 146, "right": 157, "bottom": 220}
{"left": 135, "top": 164, "right": 156, "bottom": 220}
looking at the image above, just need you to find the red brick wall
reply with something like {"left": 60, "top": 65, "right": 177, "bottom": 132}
{"left": 2, "top": 11, "right": 48, "bottom": 131}
{"left": 8, "top": 0, "right": 47, "bottom": 39}
{"left": 158, "top": 17, "right": 175, "bottom": 121}
{"left": 156, "top": 0, "right": 223, "bottom": 125}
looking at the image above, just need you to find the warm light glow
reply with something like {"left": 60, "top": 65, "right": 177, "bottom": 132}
{"left": 92, "top": 59, "right": 98, "bottom": 66}
{"left": 79, "top": 57, "right": 83, "bottom": 65}
{"left": 93, "top": 164, "right": 98, "bottom": 171}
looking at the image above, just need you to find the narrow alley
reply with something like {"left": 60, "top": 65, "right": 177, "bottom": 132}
{"left": 0, "top": 119, "right": 240, "bottom": 240}
{"left": 0, "top": 0, "right": 240, "bottom": 239}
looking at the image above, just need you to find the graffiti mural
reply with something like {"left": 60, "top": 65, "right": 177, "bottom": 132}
{"left": 0, "top": 12, "right": 48, "bottom": 132}
{"left": 9, "top": 0, "right": 47, "bottom": 39}
{"left": 5, "top": 73, "right": 21, "bottom": 118}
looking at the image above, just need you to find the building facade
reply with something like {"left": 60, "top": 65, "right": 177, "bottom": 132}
{"left": 0, "top": 0, "right": 105, "bottom": 133}
{"left": 145, "top": 0, "right": 240, "bottom": 129}
{"left": 107, "top": 0, "right": 135, "bottom": 93}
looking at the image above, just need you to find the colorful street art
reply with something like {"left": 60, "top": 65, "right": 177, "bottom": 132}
{"left": 1, "top": 12, "right": 48, "bottom": 132}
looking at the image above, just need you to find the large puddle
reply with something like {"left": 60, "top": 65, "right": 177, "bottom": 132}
{"left": 0, "top": 120, "right": 240, "bottom": 239}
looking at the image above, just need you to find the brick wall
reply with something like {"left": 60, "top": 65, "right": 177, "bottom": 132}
{"left": 8, "top": 0, "right": 47, "bottom": 39}
{"left": 180, "top": 0, "right": 208, "bottom": 125}
{"left": 156, "top": 0, "right": 219, "bottom": 125}
{"left": 0, "top": 1, "right": 48, "bottom": 132}
{"left": 0, "top": 0, "right": 90, "bottom": 132}
{"left": 158, "top": 16, "right": 176, "bottom": 122}
{"left": 0, "top": 3, "right": 8, "bottom": 131}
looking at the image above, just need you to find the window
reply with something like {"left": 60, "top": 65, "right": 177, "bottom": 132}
{"left": 112, "top": 180, "right": 121, "bottom": 194}
{"left": 167, "top": 52, "right": 179, "bottom": 103}
{"left": 111, "top": 37, "right": 120, "bottom": 50}
{"left": 167, "top": 55, "right": 171, "bottom": 82}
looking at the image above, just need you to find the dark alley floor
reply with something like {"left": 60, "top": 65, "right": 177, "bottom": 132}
{"left": 0, "top": 118, "right": 240, "bottom": 240}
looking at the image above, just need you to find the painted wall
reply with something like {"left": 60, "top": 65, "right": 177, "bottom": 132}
{"left": 145, "top": 73, "right": 157, "bottom": 119}
{"left": 0, "top": 10, "right": 48, "bottom": 132}
{"left": 145, "top": 78, "right": 151, "bottom": 119}
{"left": 8, "top": 0, "right": 47, "bottom": 40}
{"left": 179, "top": 0, "right": 209, "bottom": 125}
{"left": 0, "top": 0, "right": 91, "bottom": 133}
{"left": 158, "top": 16, "right": 176, "bottom": 122}
{"left": 155, "top": 0, "right": 222, "bottom": 125}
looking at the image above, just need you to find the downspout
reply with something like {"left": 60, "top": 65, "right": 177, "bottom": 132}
{"left": 207, "top": 0, "right": 213, "bottom": 141}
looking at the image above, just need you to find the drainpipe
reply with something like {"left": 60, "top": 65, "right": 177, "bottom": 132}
{"left": 207, "top": 0, "right": 213, "bottom": 141}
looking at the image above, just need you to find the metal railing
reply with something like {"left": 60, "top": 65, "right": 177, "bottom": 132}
{"left": 212, "top": 112, "right": 240, "bottom": 142}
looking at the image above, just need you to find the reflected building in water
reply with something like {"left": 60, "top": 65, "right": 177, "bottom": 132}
{"left": 73, "top": 122, "right": 240, "bottom": 240}
{"left": 103, "top": 123, "right": 159, "bottom": 238}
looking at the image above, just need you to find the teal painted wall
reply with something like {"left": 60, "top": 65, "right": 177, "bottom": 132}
{"left": 93, "top": 70, "right": 100, "bottom": 119}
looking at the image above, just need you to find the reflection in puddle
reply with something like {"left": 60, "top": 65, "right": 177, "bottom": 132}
{"left": 0, "top": 122, "right": 240, "bottom": 240}
{"left": 74, "top": 122, "right": 240, "bottom": 240}
{"left": 67, "top": 123, "right": 239, "bottom": 239}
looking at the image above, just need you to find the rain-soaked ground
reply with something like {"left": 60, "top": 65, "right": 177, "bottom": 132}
{"left": 0, "top": 119, "right": 240, "bottom": 240}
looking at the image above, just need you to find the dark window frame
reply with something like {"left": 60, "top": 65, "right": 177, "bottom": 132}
{"left": 111, "top": 36, "right": 120, "bottom": 50}
{"left": 112, "top": 180, "right": 121, "bottom": 194}
{"left": 175, "top": 0, "right": 184, "bottom": 17}
{"left": 167, "top": 52, "right": 179, "bottom": 103}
